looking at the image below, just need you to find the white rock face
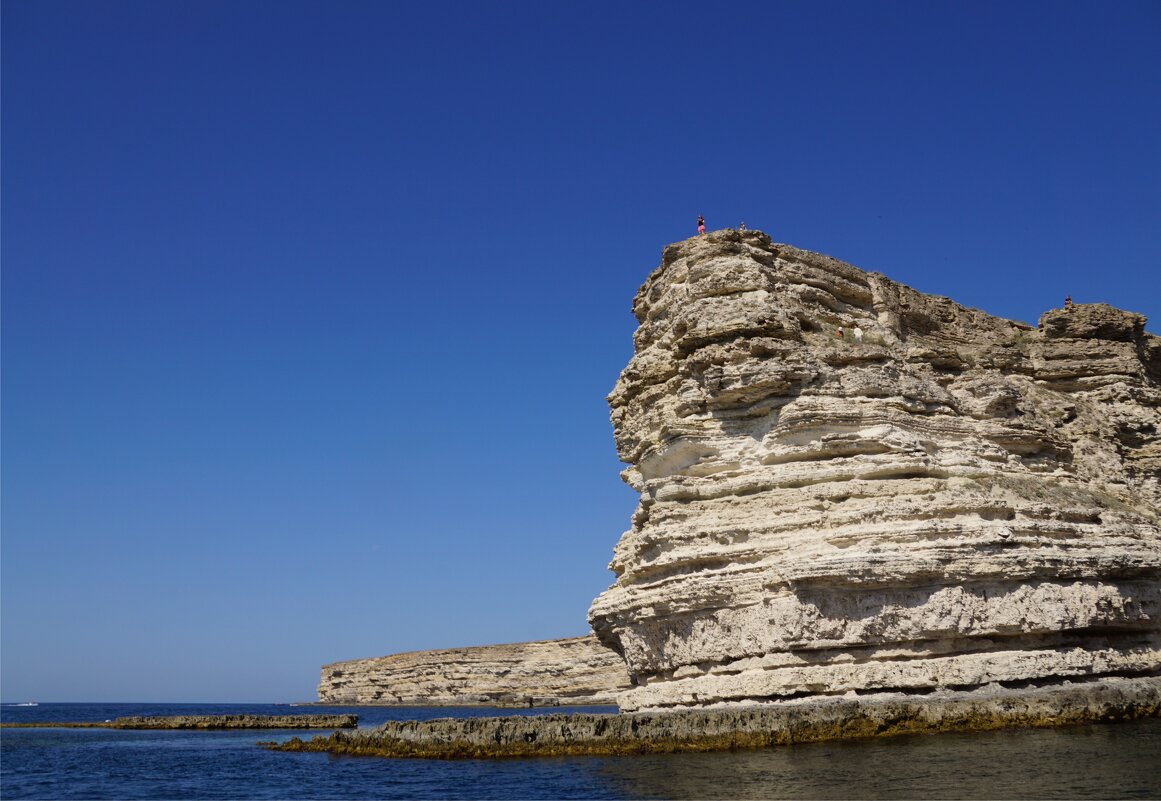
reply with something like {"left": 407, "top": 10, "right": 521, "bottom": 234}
{"left": 589, "top": 229, "right": 1161, "bottom": 712}
{"left": 317, "top": 636, "right": 630, "bottom": 706}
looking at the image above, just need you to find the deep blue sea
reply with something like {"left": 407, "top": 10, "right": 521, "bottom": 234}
{"left": 2, "top": 702, "right": 1160, "bottom": 799}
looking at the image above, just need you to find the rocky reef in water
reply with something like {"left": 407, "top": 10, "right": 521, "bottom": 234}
{"left": 588, "top": 229, "right": 1160, "bottom": 713}
{"left": 316, "top": 635, "right": 630, "bottom": 706}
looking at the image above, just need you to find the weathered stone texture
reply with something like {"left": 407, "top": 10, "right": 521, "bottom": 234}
{"left": 317, "top": 635, "right": 630, "bottom": 706}
{"left": 589, "top": 229, "right": 1161, "bottom": 712}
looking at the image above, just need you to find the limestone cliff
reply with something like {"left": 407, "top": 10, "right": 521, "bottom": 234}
{"left": 589, "top": 229, "right": 1161, "bottom": 712}
{"left": 317, "top": 636, "right": 630, "bottom": 706}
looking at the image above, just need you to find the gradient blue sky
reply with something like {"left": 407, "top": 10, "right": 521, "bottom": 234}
{"left": 3, "top": 1, "right": 1158, "bottom": 702}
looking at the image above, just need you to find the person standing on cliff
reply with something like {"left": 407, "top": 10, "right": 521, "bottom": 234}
{"left": 697, "top": 215, "right": 705, "bottom": 235}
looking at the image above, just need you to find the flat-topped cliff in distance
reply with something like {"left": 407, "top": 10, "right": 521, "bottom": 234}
{"left": 317, "top": 635, "right": 630, "bottom": 706}
{"left": 589, "top": 229, "right": 1161, "bottom": 713}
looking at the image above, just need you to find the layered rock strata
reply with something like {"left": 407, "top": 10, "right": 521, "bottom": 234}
{"left": 589, "top": 229, "right": 1161, "bottom": 712}
{"left": 317, "top": 635, "right": 630, "bottom": 706}
{"left": 270, "top": 675, "right": 1160, "bottom": 758}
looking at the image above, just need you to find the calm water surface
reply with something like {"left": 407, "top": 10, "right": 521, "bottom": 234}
{"left": 3, "top": 703, "right": 1159, "bottom": 799}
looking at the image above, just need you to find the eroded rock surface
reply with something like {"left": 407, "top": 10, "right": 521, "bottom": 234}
{"left": 589, "top": 229, "right": 1161, "bottom": 712}
{"left": 317, "top": 636, "right": 630, "bottom": 706}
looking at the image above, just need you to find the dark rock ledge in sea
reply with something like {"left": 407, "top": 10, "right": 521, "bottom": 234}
{"left": 268, "top": 676, "right": 1159, "bottom": 758}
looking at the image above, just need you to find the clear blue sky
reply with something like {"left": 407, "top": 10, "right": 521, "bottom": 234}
{"left": 3, "top": 1, "right": 1158, "bottom": 702}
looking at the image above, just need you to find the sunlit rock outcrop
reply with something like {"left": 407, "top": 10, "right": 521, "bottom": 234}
{"left": 589, "top": 229, "right": 1161, "bottom": 712}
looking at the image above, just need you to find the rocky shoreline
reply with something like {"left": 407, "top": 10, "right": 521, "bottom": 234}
{"left": 2, "top": 714, "right": 358, "bottom": 730}
{"left": 267, "top": 676, "right": 1159, "bottom": 759}
{"left": 589, "top": 230, "right": 1160, "bottom": 712}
